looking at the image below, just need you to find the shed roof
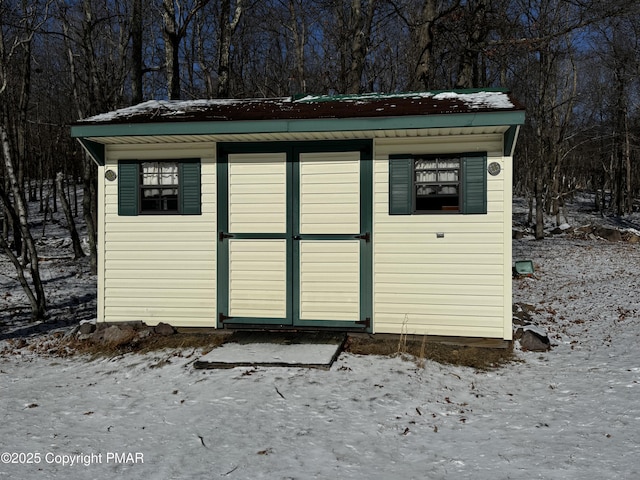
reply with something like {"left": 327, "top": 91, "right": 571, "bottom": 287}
{"left": 76, "top": 89, "right": 524, "bottom": 126}
{"left": 71, "top": 90, "right": 525, "bottom": 163}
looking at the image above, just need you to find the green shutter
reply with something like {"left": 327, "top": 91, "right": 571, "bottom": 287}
{"left": 462, "top": 156, "right": 487, "bottom": 214}
{"left": 389, "top": 156, "right": 413, "bottom": 215}
{"left": 118, "top": 161, "right": 139, "bottom": 216}
{"left": 179, "top": 160, "right": 201, "bottom": 215}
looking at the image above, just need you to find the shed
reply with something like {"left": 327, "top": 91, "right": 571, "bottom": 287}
{"left": 71, "top": 90, "right": 524, "bottom": 340}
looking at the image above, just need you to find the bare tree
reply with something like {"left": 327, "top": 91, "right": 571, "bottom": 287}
{"left": 0, "top": 127, "right": 47, "bottom": 320}
{"left": 131, "top": 0, "right": 144, "bottom": 104}
{"left": 56, "top": 172, "right": 85, "bottom": 259}
{"left": 216, "top": 0, "right": 243, "bottom": 98}
{"left": 0, "top": 0, "right": 51, "bottom": 320}
{"left": 162, "top": 0, "right": 212, "bottom": 100}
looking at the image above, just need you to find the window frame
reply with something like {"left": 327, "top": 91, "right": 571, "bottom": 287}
{"left": 117, "top": 159, "right": 201, "bottom": 216}
{"left": 389, "top": 152, "right": 487, "bottom": 216}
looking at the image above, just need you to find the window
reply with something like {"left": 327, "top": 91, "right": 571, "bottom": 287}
{"left": 140, "top": 162, "right": 179, "bottom": 213}
{"left": 389, "top": 153, "right": 487, "bottom": 215}
{"left": 118, "top": 159, "right": 201, "bottom": 216}
{"left": 415, "top": 157, "right": 460, "bottom": 212}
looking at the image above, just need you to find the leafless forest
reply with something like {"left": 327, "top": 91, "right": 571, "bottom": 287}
{"left": 1, "top": 0, "right": 639, "bottom": 320}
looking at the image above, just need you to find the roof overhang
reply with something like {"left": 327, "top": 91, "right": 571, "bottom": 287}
{"left": 72, "top": 110, "right": 525, "bottom": 165}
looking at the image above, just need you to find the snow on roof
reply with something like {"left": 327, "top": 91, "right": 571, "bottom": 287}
{"left": 77, "top": 90, "right": 522, "bottom": 125}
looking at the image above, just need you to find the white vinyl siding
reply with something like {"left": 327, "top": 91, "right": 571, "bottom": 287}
{"left": 228, "top": 239, "right": 287, "bottom": 318}
{"left": 374, "top": 135, "right": 512, "bottom": 339}
{"left": 299, "top": 151, "right": 360, "bottom": 234}
{"left": 228, "top": 152, "right": 287, "bottom": 233}
{"left": 299, "top": 240, "right": 360, "bottom": 322}
{"left": 100, "top": 143, "right": 216, "bottom": 327}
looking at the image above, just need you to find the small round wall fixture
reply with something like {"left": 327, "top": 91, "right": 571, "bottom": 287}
{"left": 105, "top": 169, "right": 117, "bottom": 181}
{"left": 487, "top": 162, "right": 501, "bottom": 176}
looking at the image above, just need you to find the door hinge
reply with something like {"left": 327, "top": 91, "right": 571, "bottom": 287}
{"left": 355, "top": 232, "right": 370, "bottom": 242}
{"left": 356, "top": 317, "right": 371, "bottom": 328}
{"left": 219, "top": 232, "right": 234, "bottom": 242}
{"left": 219, "top": 312, "right": 230, "bottom": 323}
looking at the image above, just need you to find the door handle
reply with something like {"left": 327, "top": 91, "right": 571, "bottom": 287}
{"left": 293, "top": 235, "right": 301, "bottom": 240}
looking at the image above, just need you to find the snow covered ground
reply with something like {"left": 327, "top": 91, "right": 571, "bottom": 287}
{"left": 1, "top": 194, "right": 639, "bottom": 480}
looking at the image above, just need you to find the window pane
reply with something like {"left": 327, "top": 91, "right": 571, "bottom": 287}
{"left": 143, "top": 186, "right": 160, "bottom": 197}
{"left": 414, "top": 156, "right": 460, "bottom": 212}
{"left": 159, "top": 162, "right": 179, "bottom": 185}
{"left": 163, "top": 189, "right": 178, "bottom": 211}
{"left": 142, "top": 162, "right": 159, "bottom": 185}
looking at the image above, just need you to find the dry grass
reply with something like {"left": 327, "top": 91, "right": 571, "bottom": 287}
{"left": 64, "top": 332, "right": 229, "bottom": 357}
{"left": 345, "top": 335, "right": 515, "bottom": 370}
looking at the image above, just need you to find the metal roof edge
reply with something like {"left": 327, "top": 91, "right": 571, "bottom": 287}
{"left": 70, "top": 111, "right": 525, "bottom": 140}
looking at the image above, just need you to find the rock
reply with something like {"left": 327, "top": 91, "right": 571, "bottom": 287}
{"left": 154, "top": 322, "right": 176, "bottom": 336}
{"left": 519, "top": 326, "right": 551, "bottom": 352}
{"left": 512, "top": 230, "right": 525, "bottom": 240}
{"left": 512, "top": 303, "right": 535, "bottom": 322}
{"left": 594, "top": 226, "right": 622, "bottom": 242}
{"left": 98, "top": 325, "right": 136, "bottom": 345}
{"left": 624, "top": 233, "right": 640, "bottom": 244}
{"left": 79, "top": 322, "right": 96, "bottom": 334}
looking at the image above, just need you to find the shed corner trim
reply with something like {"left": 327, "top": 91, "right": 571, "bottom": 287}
{"left": 76, "top": 137, "right": 105, "bottom": 166}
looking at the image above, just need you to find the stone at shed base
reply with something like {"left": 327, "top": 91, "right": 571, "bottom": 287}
{"left": 154, "top": 322, "right": 176, "bottom": 336}
{"left": 519, "top": 328, "right": 551, "bottom": 352}
{"left": 78, "top": 322, "right": 96, "bottom": 335}
{"left": 96, "top": 325, "right": 136, "bottom": 345}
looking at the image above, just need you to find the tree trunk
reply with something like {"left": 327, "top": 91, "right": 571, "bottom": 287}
{"left": 535, "top": 174, "right": 545, "bottom": 240}
{"left": 455, "top": 0, "right": 487, "bottom": 89}
{"left": 0, "top": 125, "right": 47, "bottom": 320}
{"left": 131, "top": 0, "right": 143, "bottom": 104}
{"left": 217, "top": 0, "right": 243, "bottom": 98}
{"left": 62, "top": 10, "right": 98, "bottom": 272}
{"left": 345, "top": 0, "right": 375, "bottom": 94}
{"left": 163, "top": 0, "right": 181, "bottom": 100}
{"left": 288, "top": 0, "right": 306, "bottom": 95}
{"left": 82, "top": 159, "right": 98, "bottom": 274}
{"left": 56, "top": 172, "right": 86, "bottom": 260}
{"left": 410, "top": 0, "right": 437, "bottom": 91}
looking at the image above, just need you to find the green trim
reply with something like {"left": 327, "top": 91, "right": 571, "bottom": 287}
{"left": 388, "top": 155, "right": 413, "bottom": 215}
{"left": 462, "top": 155, "right": 488, "bottom": 214}
{"left": 359, "top": 145, "right": 373, "bottom": 328}
{"left": 179, "top": 160, "right": 202, "bottom": 215}
{"left": 71, "top": 111, "right": 525, "bottom": 140}
{"left": 117, "top": 161, "right": 139, "bottom": 216}
{"left": 223, "top": 318, "right": 291, "bottom": 326}
{"left": 277, "top": 319, "right": 369, "bottom": 329}
{"left": 291, "top": 148, "right": 300, "bottom": 324}
{"left": 504, "top": 125, "right": 520, "bottom": 156}
{"left": 216, "top": 140, "right": 373, "bottom": 332}
{"left": 77, "top": 138, "right": 105, "bottom": 165}
{"left": 216, "top": 157, "right": 229, "bottom": 326}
